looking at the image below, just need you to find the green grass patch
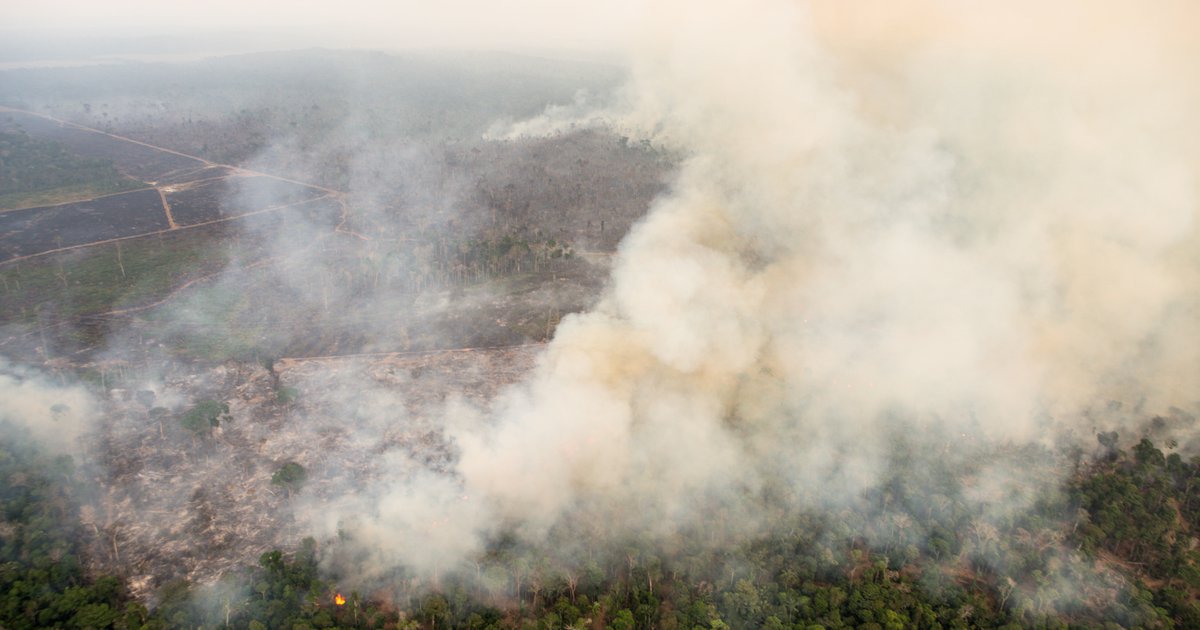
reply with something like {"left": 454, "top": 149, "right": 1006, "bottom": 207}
{"left": 0, "top": 229, "right": 229, "bottom": 325}
{"left": 0, "top": 130, "right": 145, "bottom": 210}
{"left": 0, "top": 179, "right": 147, "bottom": 211}
{"left": 144, "top": 276, "right": 274, "bottom": 362}
{"left": 275, "top": 386, "right": 300, "bottom": 404}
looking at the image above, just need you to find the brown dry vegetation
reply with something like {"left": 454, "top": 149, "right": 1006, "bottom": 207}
{"left": 82, "top": 346, "right": 540, "bottom": 600}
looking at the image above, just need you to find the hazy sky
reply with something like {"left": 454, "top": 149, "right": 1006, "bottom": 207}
{"left": 1, "top": 0, "right": 640, "bottom": 54}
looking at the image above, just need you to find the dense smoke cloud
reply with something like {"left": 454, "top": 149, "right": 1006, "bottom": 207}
{"left": 316, "top": 0, "right": 1199, "bottom": 580}
{"left": 0, "top": 358, "right": 99, "bottom": 453}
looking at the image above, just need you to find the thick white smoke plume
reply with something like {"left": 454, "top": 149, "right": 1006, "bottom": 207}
{"left": 319, "top": 0, "right": 1199, "bottom": 575}
{"left": 0, "top": 358, "right": 99, "bottom": 454}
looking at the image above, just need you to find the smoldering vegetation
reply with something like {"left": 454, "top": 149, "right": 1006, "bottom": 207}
{"left": 1, "top": 1, "right": 1199, "bottom": 628}
{"left": 0, "top": 44, "right": 677, "bottom": 621}
{"left": 0, "top": 357, "right": 97, "bottom": 451}
{"left": 71, "top": 347, "right": 540, "bottom": 601}
{"left": 311, "top": 0, "right": 1199, "bottom": 624}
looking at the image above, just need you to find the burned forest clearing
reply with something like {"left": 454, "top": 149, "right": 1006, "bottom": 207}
{"left": 2, "top": 25, "right": 1200, "bottom": 630}
{"left": 89, "top": 345, "right": 542, "bottom": 601}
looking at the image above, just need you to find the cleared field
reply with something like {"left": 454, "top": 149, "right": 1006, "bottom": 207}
{"left": 0, "top": 109, "right": 205, "bottom": 182}
{"left": 0, "top": 180, "right": 147, "bottom": 211}
{"left": 155, "top": 164, "right": 236, "bottom": 186}
{"left": 0, "top": 128, "right": 146, "bottom": 210}
{"left": 85, "top": 345, "right": 542, "bottom": 598}
{"left": 0, "top": 110, "right": 342, "bottom": 264}
{"left": 0, "top": 188, "right": 168, "bottom": 262}
{"left": 165, "top": 175, "right": 329, "bottom": 226}
{"left": 0, "top": 230, "right": 236, "bottom": 359}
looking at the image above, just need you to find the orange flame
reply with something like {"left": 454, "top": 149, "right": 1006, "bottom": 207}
{"left": 334, "top": 593, "right": 346, "bottom": 606}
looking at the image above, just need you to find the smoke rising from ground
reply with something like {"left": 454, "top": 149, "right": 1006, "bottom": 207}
{"left": 0, "top": 358, "right": 99, "bottom": 454}
{"left": 1, "top": 1, "right": 1195, "bottom": 619}
{"left": 316, "top": 0, "right": 1199, "bottom": 586}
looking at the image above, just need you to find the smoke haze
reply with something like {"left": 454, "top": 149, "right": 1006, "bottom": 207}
{"left": 0, "top": 1, "right": 639, "bottom": 59}
{"left": 0, "top": 359, "right": 98, "bottom": 454}
{"left": 1, "top": 0, "right": 1198, "bottom": 620}
{"left": 313, "top": 0, "right": 1199, "bottom": 584}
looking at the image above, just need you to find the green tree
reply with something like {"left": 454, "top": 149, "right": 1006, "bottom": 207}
{"left": 272, "top": 462, "right": 308, "bottom": 496}
{"left": 180, "top": 399, "right": 231, "bottom": 437}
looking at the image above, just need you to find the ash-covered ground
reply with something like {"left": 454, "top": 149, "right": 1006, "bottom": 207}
{"left": 81, "top": 345, "right": 541, "bottom": 601}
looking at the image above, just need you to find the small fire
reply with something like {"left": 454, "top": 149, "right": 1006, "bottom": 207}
{"left": 334, "top": 593, "right": 346, "bottom": 606}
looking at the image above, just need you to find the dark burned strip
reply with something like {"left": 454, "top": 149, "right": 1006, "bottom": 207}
{"left": 0, "top": 109, "right": 204, "bottom": 182}
{"left": 0, "top": 188, "right": 168, "bottom": 262}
